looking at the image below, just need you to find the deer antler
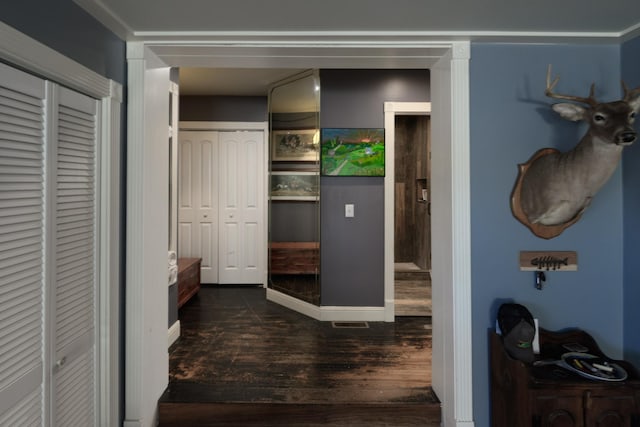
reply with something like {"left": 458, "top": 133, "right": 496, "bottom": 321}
{"left": 545, "top": 65, "right": 598, "bottom": 106}
{"left": 622, "top": 81, "right": 640, "bottom": 102}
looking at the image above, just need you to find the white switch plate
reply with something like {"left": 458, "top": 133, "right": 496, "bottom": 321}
{"left": 345, "top": 203, "right": 354, "bottom": 217}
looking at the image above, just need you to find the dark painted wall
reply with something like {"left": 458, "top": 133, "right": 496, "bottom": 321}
{"left": 180, "top": 95, "right": 267, "bottom": 122}
{"left": 622, "top": 35, "right": 640, "bottom": 368}
{"left": 3, "top": 1, "right": 126, "bottom": 85}
{"left": 319, "top": 69, "right": 430, "bottom": 306}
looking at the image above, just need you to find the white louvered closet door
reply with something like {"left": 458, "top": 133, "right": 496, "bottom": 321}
{"left": 0, "top": 62, "right": 46, "bottom": 427}
{"left": 49, "top": 86, "right": 98, "bottom": 427}
{"left": 0, "top": 62, "right": 99, "bottom": 427}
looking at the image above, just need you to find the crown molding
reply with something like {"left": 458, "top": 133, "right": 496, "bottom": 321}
{"left": 0, "top": 21, "right": 115, "bottom": 98}
{"left": 73, "top": 0, "right": 132, "bottom": 40}
{"left": 621, "top": 21, "right": 640, "bottom": 43}
{"left": 73, "top": 0, "right": 640, "bottom": 44}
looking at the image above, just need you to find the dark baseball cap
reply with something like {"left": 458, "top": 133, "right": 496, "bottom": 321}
{"left": 498, "top": 303, "right": 535, "bottom": 363}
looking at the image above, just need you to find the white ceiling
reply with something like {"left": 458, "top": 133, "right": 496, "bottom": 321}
{"left": 75, "top": 0, "right": 640, "bottom": 96}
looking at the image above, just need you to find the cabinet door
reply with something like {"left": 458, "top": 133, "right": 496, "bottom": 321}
{"left": 533, "top": 396, "right": 584, "bottom": 427}
{"left": 585, "top": 392, "right": 638, "bottom": 427}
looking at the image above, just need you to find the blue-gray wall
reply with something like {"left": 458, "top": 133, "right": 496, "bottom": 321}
{"left": 319, "top": 69, "right": 429, "bottom": 306}
{"left": 622, "top": 35, "right": 640, "bottom": 369}
{"left": 470, "top": 43, "right": 625, "bottom": 427}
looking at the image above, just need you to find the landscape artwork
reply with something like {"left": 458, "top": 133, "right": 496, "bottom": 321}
{"left": 320, "top": 128, "right": 385, "bottom": 176}
{"left": 270, "top": 171, "right": 319, "bottom": 201}
{"left": 272, "top": 129, "right": 319, "bottom": 162}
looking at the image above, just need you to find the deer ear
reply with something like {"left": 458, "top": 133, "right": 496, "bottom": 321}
{"left": 552, "top": 103, "right": 586, "bottom": 122}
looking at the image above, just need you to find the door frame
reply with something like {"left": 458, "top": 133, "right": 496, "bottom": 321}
{"left": 127, "top": 37, "right": 473, "bottom": 427}
{"left": 383, "top": 102, "right": 432, "bottom": 322}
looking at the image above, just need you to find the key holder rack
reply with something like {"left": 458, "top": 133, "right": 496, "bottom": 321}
{"left": 519, "top": 251, "right": 577, "bottom": 290}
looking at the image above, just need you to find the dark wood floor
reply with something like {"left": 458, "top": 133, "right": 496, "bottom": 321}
{"left": 395, "top": 264, "right": 431, "bottom": 317}
{"left": 159, "top": 285, "right": 440, "bottom": 426}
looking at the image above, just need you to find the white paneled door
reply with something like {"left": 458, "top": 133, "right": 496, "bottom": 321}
{"left": 218, "top": 131, "right": 264, "bottom": 284}
{"left": 178, "top": 131, "right": 219, "bottom": 283}
{"left": 178, "top": 129, "right": 265, "bottom": 284}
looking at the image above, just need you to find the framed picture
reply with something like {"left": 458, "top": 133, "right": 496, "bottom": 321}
{"left": 271, "top": 129, "right": 319, "bottom": 162}
{"left": 320, "top": 128, "right": 385, "bottom": 176}
{"left": 270, "top": 171, "right": 319, "bottom": 201}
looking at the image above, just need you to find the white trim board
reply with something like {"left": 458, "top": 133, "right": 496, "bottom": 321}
{"left": 266, "top": 289, "right": 386, "bottom": 322}
{"left": 0, "top": 21, "right": 122, "bottom": 427}
{"left": 168, "top": 321, "right": 180, "bottom": 348}
{"left": 128, "top": 38, "right": 473, "bottom": 427}
{"left": 383, "top": 102, "right": 432, "bottom": 323}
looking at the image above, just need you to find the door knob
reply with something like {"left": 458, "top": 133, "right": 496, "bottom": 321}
{"left": 54, "top": 356, "right": 67, "bottom": 373}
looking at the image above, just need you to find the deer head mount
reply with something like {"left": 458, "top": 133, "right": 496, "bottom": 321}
{"left": 511, "top": 65, "right": 640, "bottom": 239}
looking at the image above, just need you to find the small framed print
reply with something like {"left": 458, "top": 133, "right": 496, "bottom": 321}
{"left": 272, "top": 129, "right": 319, "bottom": 162}
{"left": 270, "top": 171, "right": 319, "bottom": 201}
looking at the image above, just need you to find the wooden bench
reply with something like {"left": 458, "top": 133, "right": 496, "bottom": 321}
{"left": 177, "top": 257, "right": 201, "bottom": 308}
{"left": 270, "top": 242, "right": 319, "bottom": 275}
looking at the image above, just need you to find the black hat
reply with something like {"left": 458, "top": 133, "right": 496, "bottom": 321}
{"left": 498, "top": 303, "right": 535, "bottom": 363}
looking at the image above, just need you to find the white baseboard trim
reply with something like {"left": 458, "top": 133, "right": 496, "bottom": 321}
{"left": 384, "top": 298, "right": 395, "bottom": 322}
{"left": 266, "top": 288, "right": 386, "bottom": 322}
{"left": 320, "top": 305, "right": 386, "bottom": 322}
{"left": 168, "top": 320, "right": 180, "bottom": 347}
{"left": 267, "top": 288, "right": 321, "bottom": 320}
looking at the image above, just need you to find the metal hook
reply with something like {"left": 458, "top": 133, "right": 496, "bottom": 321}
{"left": 535, "top": 271, "right": 546, "bottom": 290}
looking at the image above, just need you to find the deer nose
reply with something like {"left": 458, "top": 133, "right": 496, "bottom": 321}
{"left": 619, "top": 131, "right": 637, "bottom": 145}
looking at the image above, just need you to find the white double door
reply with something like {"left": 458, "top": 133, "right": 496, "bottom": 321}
{"left": 0, "top": 62, "right": 99, "bottom": 426}
{"left": 178, "top": 129, "right": 265, "bottom": 284}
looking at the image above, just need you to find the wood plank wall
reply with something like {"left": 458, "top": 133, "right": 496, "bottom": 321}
{"left": 394, "top": 115, "right": 431, "bottom": 270}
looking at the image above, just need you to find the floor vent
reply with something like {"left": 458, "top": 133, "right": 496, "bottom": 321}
{"left": 331, "top": 321, "right": 369, "bottom": 329}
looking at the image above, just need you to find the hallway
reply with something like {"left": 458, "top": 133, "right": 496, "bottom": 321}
{"left": 159, "top": 286, "right": 439, "bottom": 426}
{"left": 394, "top": 262, "right": 432, "bottom": 317}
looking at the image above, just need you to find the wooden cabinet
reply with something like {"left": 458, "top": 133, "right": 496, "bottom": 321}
{"left": 177, "top": 257, "right": 201, "bottom": 309}
{"left": 491, "top": 328, "right": 640, "bottom": 427}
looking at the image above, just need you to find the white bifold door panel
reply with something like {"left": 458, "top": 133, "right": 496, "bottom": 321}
{"left": 0, "top": 62, "right": 99, "bottom": 426}
{"left": 218, "top": 131, "right": 264, "bottom": 284}
{"left": 178, "top": 130, "right": 265, "bottom": 285}
{"left": 178, "top": 131, "right": 219, "bottom": 284}
{"left": 49, "top": 86, "right": 98, "bottom": 426}
{"left": 0, "top": 61, "right": 47, "bottom": 427}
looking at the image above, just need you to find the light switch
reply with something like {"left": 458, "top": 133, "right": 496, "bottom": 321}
{"left": 345, "top": 203, "right": 354, "bottom": 218}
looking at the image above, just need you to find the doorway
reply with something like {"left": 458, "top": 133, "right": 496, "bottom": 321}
{"left": 126, "top": 40, "right": 472, "bottom": 427}
{"left": 394, "top": 114, "right": 432, "bottom": 316}
{"left": 176, "top": 123, "right": 269, "bottom": 286}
